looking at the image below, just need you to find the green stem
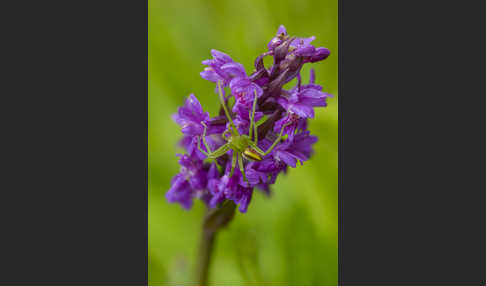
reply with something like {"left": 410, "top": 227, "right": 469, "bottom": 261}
{"left": 196, "top": 228, "right": 216, "bottom": 286}
{"left": 195, "top": 201, "right": 237, "bottom": 286}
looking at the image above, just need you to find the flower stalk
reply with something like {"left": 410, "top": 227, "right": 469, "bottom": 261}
{"left": 196, "top": 201, "right": 236, "bottom": 286}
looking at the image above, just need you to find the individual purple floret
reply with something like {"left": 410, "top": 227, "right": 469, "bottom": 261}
{"left": 167, "top": 25, "right": 331, "bottom": 213}
{"left": 271, "top": 131, "right": 318, "bottom": 168}
{"left": 200, "top": 50, "right": 246, "bottom": 88}
{"left": 267, "top": 25, "right": 288, "bottom": 50}
{"left": 230, "top": 75, "right": 263, "bottom": 112}
{"left": 172, "top": 94, "right": 210, "bottom": 136}
{"left": 268, "top": 24, "right": 331, "bottom": 63}
{"left": 208, "top": 159, "right": 254, "bottom": 213}
{"left": 166, "top": 154, "right": 209, "bottom": 209}
{"left": 277, "top": 69, "right": 332, "bottom": 119}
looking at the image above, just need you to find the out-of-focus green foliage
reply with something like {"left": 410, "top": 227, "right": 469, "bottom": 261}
{"left": 149, "top": 0, "right": 337, "bottom": 285}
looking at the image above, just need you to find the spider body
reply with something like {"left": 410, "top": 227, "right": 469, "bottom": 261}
{"left": 227, "top": 134, "right": 249, "bottom": 154}
{"left": 197, "top": 81, "right": 288, "bottom": 182}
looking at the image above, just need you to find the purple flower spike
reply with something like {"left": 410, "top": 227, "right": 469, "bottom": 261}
{"left": 167, "top": 25, "right": 331, "bottom": 213}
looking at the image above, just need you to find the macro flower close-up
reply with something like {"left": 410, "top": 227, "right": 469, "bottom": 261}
{"left": 149, "top": 1, "right": 338, "bottom": 285}
{"left": 166, "top": 25, "right": 331, "bottom": 214}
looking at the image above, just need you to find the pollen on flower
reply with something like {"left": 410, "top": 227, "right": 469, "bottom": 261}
{"left": 167, "top": 25, "right": 331, "bottom": 213}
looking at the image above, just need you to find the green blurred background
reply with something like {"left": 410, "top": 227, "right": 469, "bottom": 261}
{"left": 149, "top": 0, "right": 338, "bottom": 285}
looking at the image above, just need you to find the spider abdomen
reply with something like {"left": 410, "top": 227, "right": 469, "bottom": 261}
{"left": 242, "top": 148, "right": 262, "bottom": 161}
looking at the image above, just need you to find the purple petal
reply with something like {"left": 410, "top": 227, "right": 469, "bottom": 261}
{"left": 309, "top": 69, "right": 315, "bottom": 84}
{"left": 166, "top": 174, "right": 194, "bottom": 209}
{"left": 299, "top": 88, "right": 326, "bottom": 98}
{"left": 289, "top": 104, "right": 315, "bottom": 118}
{"left": 237, "top": 190, "right": 253, "bottom": 213}
{"left": 211, "top": 49, "right": 233, "bottom": 63}
{"left": 189, "top": 169, "right": 207, "bottom": 190}
{"left": 309, "top": 47, "right": 330, "bottom": 62}
{"left": 207, "top": 163, "right": 219, "bottom": 179}
{"left": 200, "top": 69, "right": 221, "bottom": 82}
{"left": 277, "top": 97, "right": 290, "bottom": 109}
{"left": 186, "top": 94, "right": 203, "bottom": 113}
{"left": 181, "top": 122, "right": 204, "bottom": 136}
{"left": 294, "top": 46, "right": 316, "bottom": 57}
{"left": 209, "top": 191, "right": 225, "bottom": 208}
{"left": 276, "top": 151, "right": 297, "bottom": 167}
{"left": 299, "top": 97, "right": 328, "bottom": 107}
{"left": 221, "top": 62, "right": 247, "bottom": 78}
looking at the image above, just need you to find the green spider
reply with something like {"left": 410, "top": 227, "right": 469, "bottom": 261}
{"left": 197, "top": 81, "right": 289, "bottom": 182}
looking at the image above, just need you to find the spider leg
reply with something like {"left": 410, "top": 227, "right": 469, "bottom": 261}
{"left": 198, "top": 138, "right": 225, "bottom": 171}
{"left": 254, "top": 118, "right": 258, "bottom": 146}
{"left": 217, "top": 81, "right": 240, "bottom": 136}
{"left": 249, "top": 122, "right": 291, "bottom": 156}
{"left": 249, "top": 89, "right": 258, "bottom": 139}
{"left": 197, "top": 136, "right": 209, "bottom": 156}
{"left": 198, "top": 122, "right": 230, "bottom": 159}
{"left": 238, "top": 154, "right": 248, "bottom": 182}
{"left": 229, "top": 151, "right": 237, "bottom": 177}
{"left": 248, "top": 140, "right": 264, "bottom": 156}
{"left": 200, "top": 121, "right": 212, "bottom": 153}
{"left": 207, "top": 143, "right": 231, "bottom": 159}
